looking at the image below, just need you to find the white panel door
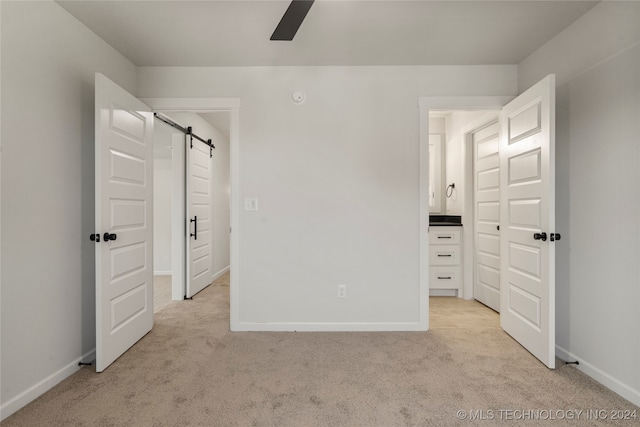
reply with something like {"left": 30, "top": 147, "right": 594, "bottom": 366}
{"left": 473, "top": 120, "right": 501, "bottom": 312}
{"left": 186, "top": 136, "right": 213, "bottom": 298}
{"left": 499, "top": 75, "right": 556, "bottom": 368}
{"left": 95, "top": 73, "right": 153, "bottom": 372}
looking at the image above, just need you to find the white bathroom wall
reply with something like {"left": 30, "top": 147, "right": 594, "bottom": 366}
{"left": 1, "top": 1, "right": 138, "bottom": 419}
{"left": 519, "top": 1, "right": 640, "bottom": 406}
{"left": 138, "top": 65, "right": 517, "bottom": 329}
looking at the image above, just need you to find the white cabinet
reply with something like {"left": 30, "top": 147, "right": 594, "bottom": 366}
{"left": 429, "top": 226, "right": 463, "bottom": 297}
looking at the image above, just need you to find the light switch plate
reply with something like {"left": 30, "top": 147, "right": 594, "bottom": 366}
{"left": 244, "top": 198, "right": 258, "bottom": 211}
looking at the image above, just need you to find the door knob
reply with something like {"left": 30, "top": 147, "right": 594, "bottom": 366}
{"left": 533, "top": 232, "right": 547, "bottom": 241}
{"left": 103, "top": 232, "right": 117, "bottom": 242}
{"left": 550, "top": 233, "right": 561, "bottom": 242}
{"left": 90, "top": 233, "right": 100, "bottom": 242}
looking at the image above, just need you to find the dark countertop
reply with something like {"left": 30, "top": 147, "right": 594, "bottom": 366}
{"left": 429, "top": 215, "right": 462, "bottom": 227}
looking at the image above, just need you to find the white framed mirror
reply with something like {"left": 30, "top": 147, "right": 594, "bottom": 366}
{"left": 429, "top": 133, "right": 445, "bottom": 214}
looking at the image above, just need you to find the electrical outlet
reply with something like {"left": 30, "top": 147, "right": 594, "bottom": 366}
{"left": 337, "top": 285, "right": 346, "bottom": 298}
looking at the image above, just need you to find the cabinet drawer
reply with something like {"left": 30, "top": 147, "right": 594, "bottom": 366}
{"left": 430, "top": 266, "right": 461, "bottom": 289}
{"left": 429, "top": 245, "right": 460, "bottom": 265}
{"left": 429, "top": 227, "right": 461, "bottom": 245}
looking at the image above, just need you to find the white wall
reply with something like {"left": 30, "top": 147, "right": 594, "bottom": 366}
{"left": 153, "top": 157, "right": 173, "bottom": 274}
{"left": 518, "top": 1, "right": 640, "bottom": 406}
{"left": 210, "top": 119, "right": 231, "bottom": 277}
{"left": 152, "top": 120, "right": 182, "bottom": 275}
{"left": 0, "top": 1, "right": 138, "bottom": 419}
{"left": 138, "top": 65, "right": 517, "bottom": 329}
{"left": 428, "top": 117, "right": 446, "bottom": 134}
{"left": 519, "top": 1, "right": 640, "bottom": 91}
{"left": 168, "top": 112, "right": 231, "bottom": 279}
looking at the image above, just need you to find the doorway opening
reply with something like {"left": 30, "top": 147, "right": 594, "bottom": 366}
{"left": 426, "top": 109, "right": 501, "bottom": 326}
{"left": 152, "top": 111, "right": 231, "bottom": 313}
{"left": 420, "top": 75, "right": 557, "bottom": 369}
{"left": 420, "top": 99, "right": 509, "bottom": 335}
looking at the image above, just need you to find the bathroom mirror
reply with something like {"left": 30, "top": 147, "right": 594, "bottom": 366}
{"left": 429, "top": 133, "right": 445, "bottom": 213}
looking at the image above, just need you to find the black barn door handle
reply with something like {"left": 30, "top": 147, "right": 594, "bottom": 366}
{"left": 190, "top": 216, "right": 198, "bottom": 240}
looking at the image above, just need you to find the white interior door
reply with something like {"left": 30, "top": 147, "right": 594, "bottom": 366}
{"left": 473, "top": 120, "right": 501, "bottom": 312}
{"left": 499, "top": 74, "right": 556, "bottom": 368}
{"left": 95, "top": 73, "right": 154, "bottom": 372}
{"left": 186, "top": 136, "right": 213, "bottom": 298}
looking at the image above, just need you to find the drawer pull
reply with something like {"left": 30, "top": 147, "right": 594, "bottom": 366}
{"left": 437, "top": 276, "right": 452, "bottom": 280}
{"left": 437, "top": 236, "right": 452, "bottom": 239}
{"left": 437, "top": 254, "right": 452, "bottom": 257}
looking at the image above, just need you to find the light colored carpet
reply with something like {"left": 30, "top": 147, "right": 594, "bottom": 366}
{"left": 2, "top": 273, "right": 638, "bottom": 426}
{"left": 154, "top": 275, "right": 174, "bottom": 313}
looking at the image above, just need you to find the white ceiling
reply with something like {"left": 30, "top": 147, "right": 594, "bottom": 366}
{"left": 57, "top": 0, "right": 598, "bottom": 67}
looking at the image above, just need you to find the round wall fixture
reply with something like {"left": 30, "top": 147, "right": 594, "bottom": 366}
{"left": 291, "top": 90, "right": 305, "bottom": 104}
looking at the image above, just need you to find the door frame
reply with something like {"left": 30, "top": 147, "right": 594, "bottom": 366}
{"left": 418, "top": 96, "right": 513, "bottom": 325}
{"left": 142, "top": 97, "right": 240, "bottom": 328}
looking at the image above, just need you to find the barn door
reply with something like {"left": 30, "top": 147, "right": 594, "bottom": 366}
{"left": 185, "top": 135, "right": 213, "bottom": 298}
{"left": 94, "top": 73, "right": 154, "bottom": 372}
{"left": 499, "top": 75, "right": 557, "bottom": 368}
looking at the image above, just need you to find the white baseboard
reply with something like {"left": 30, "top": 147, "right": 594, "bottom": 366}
{"left": 0, "top": 349, "right": 96, "bottom": 421}
{"left": 153, "top": 271, "right": 172, "bottom": 276}
{"left": 232, "top": 321, "right": 427, "bottom": 332}
{"left": 429, "top": 289, "right": 457, "bottom": 297}
{"left": 211, "top": 265, "right": 230, "bottom": 282}
{"left": 556, "top": 345, "right": 640, "bottom": 407}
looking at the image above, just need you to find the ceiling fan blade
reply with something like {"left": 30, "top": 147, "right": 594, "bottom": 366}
{"left": 270, "top": 0, "right": 315, "bottom": 41}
